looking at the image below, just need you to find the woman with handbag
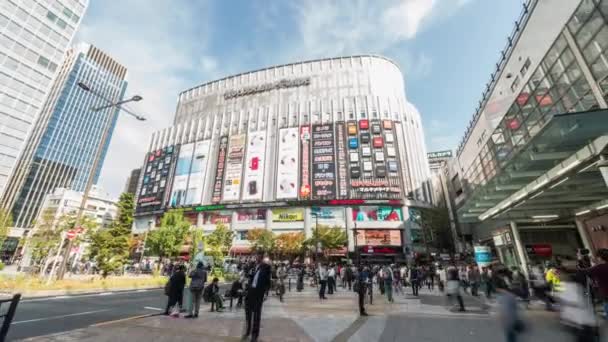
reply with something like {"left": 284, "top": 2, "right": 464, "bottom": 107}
{"left": 164, "top": 265, "right": 186, "bottom": 316}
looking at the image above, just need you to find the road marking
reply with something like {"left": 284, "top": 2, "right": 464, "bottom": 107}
{"left": 144, "top": 306, "right": 162, "bottom": 311}
{"left": 136, "top": 289, "right": 148, "bottom": 292}
{"left": 21, "top": 288, "right": 163, "bottom": 302}
{"left": 12, "top": 309, "right": 110, "bottom": 324}
{"left": 91, "top": 313, "right": 157, "bottom": 327}
{"left": 98, "top": 292, "right": 113, "bottom": 296}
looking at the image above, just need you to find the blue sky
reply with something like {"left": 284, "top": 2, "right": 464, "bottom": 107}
{"left": 76, "top": 0, "right": 524, "bottom": 197}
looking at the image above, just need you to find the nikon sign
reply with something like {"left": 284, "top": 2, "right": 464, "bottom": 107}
{"left": 224, "top": 77, "right": 311, "bottom": 100}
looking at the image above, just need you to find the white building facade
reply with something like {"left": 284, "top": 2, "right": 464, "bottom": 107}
{"left": 0, "top": 0, "right": 88, "bottom": 198}
{"left": 135, "top": 55, "right": 433, "bottom": 261}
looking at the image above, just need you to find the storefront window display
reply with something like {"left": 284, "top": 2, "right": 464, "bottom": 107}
{"left": 352, "top": 206, "right": 402, "bottom": 221}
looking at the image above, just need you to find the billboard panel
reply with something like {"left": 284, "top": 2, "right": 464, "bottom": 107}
{"left": 355, "top": 230, "right": 402, "bottom": 246}
{"left": 272, "top": 208, "right": 304, "bottom": 222}
{"left": 335, "top": 122, "right": 348, "bottom": 199}
{"left": 276, "top": 128, "right": 299, "bottom": 199}
{"left": 169, "top": 143, "right": 194, "bottom": 207}
{"left": 185, "top": 140, "right": 211, "bottom": 205}
{"left": 242, "top": 131, "right": 266, "bottom": 201}
{"left": 137, "top": 145, "right": 176, "bottom": 213}
{"left": 299, "top": 126, "right": 311, "bottom": 200}
{"left": 311, "top": 123, "right": 336, "bottom": 200}
{"left": 211, "top": 136, "right": 228, "bottom": 203}
{"left": 222, "top": 134, "right": 246, "bottom": 202}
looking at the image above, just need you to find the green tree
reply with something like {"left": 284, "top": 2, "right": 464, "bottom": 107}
{"left": 205, "top": 223, "right": 234, "bottom": 267}
{"left": 87, "top": 193, "right": 136, "bottom": 277}
{"left": 0, "top": 208, "right": 13, "bottom": 250}
{"left": 305, "top": 225, "right": 347, "bottom": 252}
{"left": 146, "top": 209, "right": 190, "bottom": 266}
{"left": 275, "top": 232, "right": 305, "bottom": 260}
{"left": 247, "top": 228, "right": 275, "bottom": 254}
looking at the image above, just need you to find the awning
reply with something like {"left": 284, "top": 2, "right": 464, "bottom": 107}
{"left": 230, "top": 245, "right": 253, "bottom": 254}
{"left": 458, "top": 109, "right": 608, "bottom": 224}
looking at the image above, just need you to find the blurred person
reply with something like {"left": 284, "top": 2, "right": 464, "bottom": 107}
{"left": 243, "top": 252, "right": 272, "bottom": 342}
{"left": 530, "top": 264, "right": 555, "bottom": 310}
{"left": 164, "top": 265, "right": 186, "bottom": 316}
{"left": 206, "top": 277, "right": 224, "bottom": 312}
{"left": 185, "top": 262, "right": 207, "bottom": 318}
{"left": 495, "top": 277, "right": 525, "bottom": 342}
{"left": 510, "top": 267, "right": 529, "bottom": 304}
{"left": 468, "top": 264, "right": 481, "bottom": 297}
{"left": 345, "top": 264, "right": 354, "bottom": 290}
{"left": 447, "top": 264, "right": 465, "bottom": 312}
{"left": 355, "top": 266, "right": 370, "bottom": 316}
{"left": 437, "top": 265, "right": 446, "bottom": 292}
{"left": 328, "top": 264, "right": 336, "bottom": 295}
{"left": 383, "top": 265, "right": 394, "bottom": 303}
{"left": 557, "top": 265, "right": 599, "bottom": 342}
{"left": 377, "top": 266, "right": 385, "bottom": 295}
{"left": 297, "top": 266, "right": 305, "bottom": 292}
{"left": 583, "top": 248, "right": 608, "bottom": 319}
{"left": 482, "top": 266, "right": 493, "bottom": 299}
{"left": 393, "top": 264, "right": 403, "bottom": 295}
{"left": 410, "top": 265, "right": 421, "bottom": 296}
{"left": 318, "top": 263, "right": 328, "bottom": 299}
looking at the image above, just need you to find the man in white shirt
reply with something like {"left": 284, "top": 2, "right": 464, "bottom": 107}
{"left": 318, "top": 264, "right": 328, "bottom": 300}
{"left": 328, "top": 265, "right": 336, "bottom": 295}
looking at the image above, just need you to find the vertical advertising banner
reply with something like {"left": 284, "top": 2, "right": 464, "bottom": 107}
{"left": 312, "top": 123, "right": 336, "bottom": 200}
{"left": 276, "top": 127, "right": 299, "bottom": 199}
{"left": 299, "top": 126, "right": 311, "bottom": 200}
{"left": 185, "top": 140, "right": 211, "bottom": 205}
{"left": 211, "top": 136, "right": 228, "bottom": 203}
{"left": 242, "top": 131, "right": 266, "bottom": 201}
{"left": 136, "top": 145, "right": 175, "bottom": 213}
{"left": 169, "top": 143, "right": 194, "bottom": 207}
{"left": 335, "top": 122, "right": 348, "bottom": 199}
{"left": 222, "top": 134, "right": 246, "bottom": 202}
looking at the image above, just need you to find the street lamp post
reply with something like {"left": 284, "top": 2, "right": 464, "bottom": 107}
{"left": 54, "top": 82, "right": 145, "bottom": 281}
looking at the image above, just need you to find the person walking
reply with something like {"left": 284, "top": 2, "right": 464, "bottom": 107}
{"left": 297, "top": 266, "right": 305, "bottom": 292}
{"left": 318, "top": 263, "right": 328, "bottom": 300}
{"left": 345, "top": 265, "right": 354, "bottom": 290}
{"left": 164, "top": 265, "right": 186, "bottom": 316}
{"left": 583, "top": 248, "right": 608, "bottom": 318}
{"left": 393, "top": 264, "right": 403, "bottom": 295}
{"left": 495, "top": 278, "right": 524, "bottom": 342}
{"left": 356, "top": 266, "right": 370, "bottom": 316}
{"left": 481, "top": 267, "right": 493, "bottom": 300}
{"left": 437, "top": 265, "right": 446, "bottom": 292}
{"left": 447, "top": 264, "right": 466, "bottom": 312}
{"left": 328, "top": 265, "right": 336, "bottom": 295}
{"left": 243, "top": 253, "right": 272, "bottom": 342}
{"left": 185, "top": 262, "right": 207, "bottom": 318}
{"left": 410, "top": 265, "right": 420, "bottom": 296}
{"left": 383, "top": 265, "right": 394, "bottom": 303}
{"left": 468, "top": 265, "right": 481, "bottom": 297}
{"left": 207, "top": 277, "right": 225, "bottom": 312}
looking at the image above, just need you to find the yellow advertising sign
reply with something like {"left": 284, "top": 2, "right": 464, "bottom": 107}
{"left": 272, "top": 208, "right": 304, "bottom": 222}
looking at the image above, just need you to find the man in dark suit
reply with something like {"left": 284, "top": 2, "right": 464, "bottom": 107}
{"left": 243, "top": 253, "right": 271, "bottom": 342}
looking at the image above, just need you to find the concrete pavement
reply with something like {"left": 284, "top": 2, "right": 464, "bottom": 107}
{"left": 16, "top": 285, "right": 599, "bottom": 342}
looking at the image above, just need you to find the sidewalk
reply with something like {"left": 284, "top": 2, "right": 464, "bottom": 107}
{"left": 19, "top": 285, "right": 494, "bottom": 342}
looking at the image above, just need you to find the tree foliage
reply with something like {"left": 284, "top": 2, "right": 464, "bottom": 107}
{"left": 204, "top": 223, "right": 234, "bottom": 266}
{"left": 146, "top": 209, "right": 190, "bottom": 262}
{"left": 87, "top": 193, "right": 135, "bottom": 277}
{"left": 0, "top": 208, "right": 12, "bottom": 249}
{"left": 247, "top": 228, "right": 275, "bottom": 253}
{"left": 304, "top": 225, "right": 347, "bottom": 251}
{"left": 275, "top": 232, "right": 305, "bottom": 257}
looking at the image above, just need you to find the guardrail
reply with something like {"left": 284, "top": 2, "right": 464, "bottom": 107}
{"left": 0, "top": 294, "right": 21, "bottom": 341}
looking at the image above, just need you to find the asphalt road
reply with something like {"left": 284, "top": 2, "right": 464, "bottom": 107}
{"left": 7, "top": 289, "right": 168, "bottom": 341}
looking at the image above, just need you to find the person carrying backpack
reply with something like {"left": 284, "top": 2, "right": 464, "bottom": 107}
{"left": 185, "top": 262, "right": 207, "bottom": 318}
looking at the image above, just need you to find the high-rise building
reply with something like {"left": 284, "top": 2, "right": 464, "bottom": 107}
{"left": 0, "top": 0, "right": 88, "bottom": 198}
{"left": 124, "top": 168, "right": 141, "bottom": 195}
{"left": 133, "top": 55, "right": 433, "bottom": 261}
{"left": 2, "top": 43, "right": 127, "bottom": 236}
{"left": 449, "top": 0, "right": 608, "bottom": 271}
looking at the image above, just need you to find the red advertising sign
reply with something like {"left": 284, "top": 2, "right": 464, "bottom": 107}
{"left": 300, "top": 126, "right": 311, "bottom": 199}
{"left": 66, "top": 230, "right": 77, "bottom": 240}
{"left": 359, "top": 245, "right": 401, "bottom": 255}
{"left": 355, "top": 229, "right": 402, "bottom": 246}
{"left": 335, "top": 122, "right": 348, "bottom": 199}
{"left": 526, "top": 244, "right": 552, "bottom": 257}
{"left": 359, "top": 119, "right": 369, "bottom": 130}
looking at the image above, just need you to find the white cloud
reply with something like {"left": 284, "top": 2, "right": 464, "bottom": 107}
{"left": 76, "top": 0, "right": 215, "bottom": 197}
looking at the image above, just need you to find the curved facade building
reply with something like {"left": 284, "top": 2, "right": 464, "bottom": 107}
{"left": 135, "top": 55, "right": 431, "bottom": 259}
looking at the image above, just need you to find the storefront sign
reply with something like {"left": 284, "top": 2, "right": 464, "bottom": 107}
{"left": 236, "top": 209, "right": 266, "bottom": 222}
{"left": 335, "top": 122, "right": 348, "bottom": 198}
{"left": 276, "top": 128, "right": 299, "bottom": 199}
{"left": 427, "top": 150, "right": 453, "bottom": 160}
{"left": 474, "top": 246, "right": 492, "bottom": 266}
{"left": 204, "top": 210, "right": 232, "bottom": 224}
{"left": 355, "top": 229, "right": 402, "bottom": 246}
{"left": 312, "top": 124, "right": 336, "bottom": 200}
{"left": 350, "top": 180, "right": 401, "bottom": 195}
{"left": 300, "top": 126, "right": 311, "bottom": 199}
{"left": 359, "top": 245, "right": 401, "bottom": 255}
{"left": 311, "top": 207, "right": 345, "bottom": 220}
{"left": 211, "top": 136, "right": 228, "bottom": 203}
{"left": 223, "top": 77, "right": 310, "bottom": 100}
{"left": 272, "top": 208, "right": 304, "bottom": 222}
{"left": 186, "top": 140, "right": 211, "bottom": 205}
{"left": 493, "top": 234, "right": 505, "bottom": 246}
{"left": 526, "top": 244, "right": 552, "bottom": 257}
{"left": 222, "top": 134, "right": 246, "bottom": 202}
{"left": 242, "top": 132, "right": 266, "bottom": 201}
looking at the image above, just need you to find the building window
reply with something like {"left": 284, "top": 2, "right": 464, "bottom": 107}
{"left": 510, "top": 76, "right": 520, "bottom": 93}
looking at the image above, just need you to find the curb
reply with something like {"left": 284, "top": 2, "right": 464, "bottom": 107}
{"left": 9, "top": 286, "right": 163, "bottom": 300}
